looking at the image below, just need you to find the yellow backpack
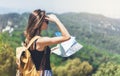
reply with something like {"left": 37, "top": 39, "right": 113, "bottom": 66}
{"left": 16, "top": 36, "right": 42, "bottom": 76}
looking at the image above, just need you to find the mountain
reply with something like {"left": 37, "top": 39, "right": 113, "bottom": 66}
{"left": 58, "top": 12, "right": 120, "bottom": 53}
{"left": 0, "top": 12, "right": 120, "bottom": 54}
{"left": 0, "top": 12, "right": 29, "bottom": 32}
{"left": 59, "top": 12, "right": 120, "bottom": 35}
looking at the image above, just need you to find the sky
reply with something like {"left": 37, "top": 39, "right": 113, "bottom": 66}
{"left": 0, "top": 0, "right": 120, "bottom": 19}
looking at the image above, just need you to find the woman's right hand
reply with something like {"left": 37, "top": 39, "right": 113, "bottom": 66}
{"left": 45, "top": 14, "right": 60, "bottom": 23}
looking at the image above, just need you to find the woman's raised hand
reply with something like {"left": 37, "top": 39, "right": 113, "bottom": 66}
{"left": 45, "top": 14, "right": 60, "bottom": 23}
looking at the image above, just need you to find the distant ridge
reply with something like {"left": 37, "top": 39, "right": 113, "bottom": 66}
{"left": 0, "top": 12, "right": 120, "bottom": 54}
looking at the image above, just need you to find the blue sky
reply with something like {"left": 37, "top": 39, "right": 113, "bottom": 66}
{"left": 0, "top": 0, "right": 120, "bottom": 18}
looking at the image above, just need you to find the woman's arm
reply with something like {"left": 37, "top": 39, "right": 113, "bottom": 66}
{"left": 37, "top": 14, "right": 70, "bottom": 47}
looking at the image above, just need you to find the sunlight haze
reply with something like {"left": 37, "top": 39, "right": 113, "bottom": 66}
{"left": 0, "top": 0, "right": 120, "bottom": 18}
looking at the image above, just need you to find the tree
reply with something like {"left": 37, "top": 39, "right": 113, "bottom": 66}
{"left": 0, "top": 43, "right": 16, "bottom": 76}
{"left": 93, "top": 62, "right": 120, "bottom": 76}
{"left": 52, "top": 58, "right": 93, "bottom": 76}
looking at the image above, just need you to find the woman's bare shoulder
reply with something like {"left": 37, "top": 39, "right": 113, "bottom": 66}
{"left": 36, "top": 36, "right": 58, "bottom": 46}
{"left": 35, "top": 36, "right": 48, "bottom": 51}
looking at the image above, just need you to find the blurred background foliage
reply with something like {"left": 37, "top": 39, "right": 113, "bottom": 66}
{"left": 0, "top": 12, "right": 120, "bottom": 76}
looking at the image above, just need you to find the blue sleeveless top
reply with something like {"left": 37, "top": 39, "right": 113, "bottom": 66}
{"left": 29, "top": 40, "right": 51, "bottom": 70}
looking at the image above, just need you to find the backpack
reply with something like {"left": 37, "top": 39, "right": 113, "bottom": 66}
{"left": 16, "top": 36, "right": 42, "bottom": 76}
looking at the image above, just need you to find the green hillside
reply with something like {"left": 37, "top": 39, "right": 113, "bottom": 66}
{"left": 0, "top": 12, "right": 120, "bottom": 76}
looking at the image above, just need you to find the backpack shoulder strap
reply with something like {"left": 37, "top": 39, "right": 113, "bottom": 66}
{"left": 26, "top": 36, "right": 40, "bottom": 49}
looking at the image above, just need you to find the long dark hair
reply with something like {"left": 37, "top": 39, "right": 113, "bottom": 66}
{"left": 24, "top": 9, "right": 46, "bottom": 46}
